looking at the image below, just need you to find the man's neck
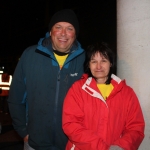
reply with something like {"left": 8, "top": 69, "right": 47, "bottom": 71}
{"left": 53, "top": 50, "right": 69, "bottom": 56}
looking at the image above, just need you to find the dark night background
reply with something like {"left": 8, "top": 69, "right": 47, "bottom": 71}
{"left": 0, "top": 0, "right": 116, "bottom": 74}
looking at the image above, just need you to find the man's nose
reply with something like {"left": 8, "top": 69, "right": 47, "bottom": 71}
{"left": 61, "top": 28, "right": 66, "bottom": 36}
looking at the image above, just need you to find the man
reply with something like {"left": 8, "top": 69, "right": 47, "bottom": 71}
{"left": 8, "top": 9, "right": 85, "bottom": 150}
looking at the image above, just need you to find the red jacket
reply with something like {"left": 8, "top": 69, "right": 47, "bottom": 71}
{"left": 62, "top": 74, "right": 145, "bottom": 150}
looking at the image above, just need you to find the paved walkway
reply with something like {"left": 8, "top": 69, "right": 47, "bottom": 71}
{"left": 0, "top": 112, "right": 24, "bottom": 150}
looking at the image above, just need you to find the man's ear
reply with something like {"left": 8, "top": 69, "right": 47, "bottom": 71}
{"left": 50, "top": 32, "right": 51, "bottom": 36}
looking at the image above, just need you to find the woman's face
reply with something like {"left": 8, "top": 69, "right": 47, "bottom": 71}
{"left": 89, "top": 52, "right": 111, "bottom": 84}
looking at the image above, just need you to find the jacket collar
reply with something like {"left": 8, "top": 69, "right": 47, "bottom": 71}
{"left": 81, "top": 74, "right": 123, "bottom": 106}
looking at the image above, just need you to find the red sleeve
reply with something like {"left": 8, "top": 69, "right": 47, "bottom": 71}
{"left": 113, "top": 88, "right": 145, "bottom": 150}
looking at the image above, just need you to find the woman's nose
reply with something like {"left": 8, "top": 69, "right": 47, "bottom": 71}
{"left": 96, "top": 62, "right": 101, "bottom": 69}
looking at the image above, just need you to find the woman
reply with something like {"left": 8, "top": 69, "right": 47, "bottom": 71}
{"left": 62, "top": 42, "right": 145, "bottom": 150}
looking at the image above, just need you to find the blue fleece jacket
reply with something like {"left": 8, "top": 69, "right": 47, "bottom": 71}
{"left": 8, "top": 33, "right": 85, "bottom": 150}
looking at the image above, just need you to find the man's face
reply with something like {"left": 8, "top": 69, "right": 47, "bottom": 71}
{"left": 50, "top": 22, "right": 76, "bottom": 53}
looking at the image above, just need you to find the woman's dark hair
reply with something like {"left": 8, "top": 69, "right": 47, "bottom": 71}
{"left": 84, "top": 41, "right": 116, "bottom": 84}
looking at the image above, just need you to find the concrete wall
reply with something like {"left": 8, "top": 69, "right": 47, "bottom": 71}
{"left": 117, "top": 0, "right": 150, "bottom": 149}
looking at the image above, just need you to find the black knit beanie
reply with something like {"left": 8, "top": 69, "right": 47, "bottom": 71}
{"left": 49, "top": 9, "right": 79, "bottom": 37}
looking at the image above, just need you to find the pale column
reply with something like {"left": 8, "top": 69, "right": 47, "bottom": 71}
{"left": 117, "top": 0, "right": 150, "bottom": 149}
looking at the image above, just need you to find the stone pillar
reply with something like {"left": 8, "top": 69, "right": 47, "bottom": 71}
{"left": 117, "top": 0, "right": 150, "bottom": 149}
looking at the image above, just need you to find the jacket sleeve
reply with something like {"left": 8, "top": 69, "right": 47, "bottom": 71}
{"left": 112, "top": 88, "right": 145, "bottom": 150}
{"left": 7, "top": 51, "right": 28, "bottom": 138}
{"left": 62, "top": 83, "right": 109, "bottom": 150}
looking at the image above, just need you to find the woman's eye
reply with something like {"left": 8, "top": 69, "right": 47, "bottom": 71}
{"left": 102, "top": 59, "right": 107, "bottom": 62}
{"left": 91, "top": 61, "right": 96, "bottom": 63}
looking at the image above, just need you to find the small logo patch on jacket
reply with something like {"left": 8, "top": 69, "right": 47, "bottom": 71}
{"left": 70, "top": 73, "right": 78, "bottom": 77}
